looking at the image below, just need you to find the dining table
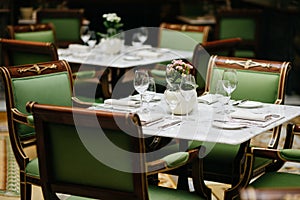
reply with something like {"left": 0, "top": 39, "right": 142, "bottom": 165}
{"left": 89, "top": 93, "right": 300, "bottom": 146}
{"left": 58, "top": 44, "right": 193, "bottom": 93}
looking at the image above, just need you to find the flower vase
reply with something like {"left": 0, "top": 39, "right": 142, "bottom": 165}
{"left": 164, "top": 89, "right": 197, "bottom": 115}
{"left": 99, "top": 37, "right": 124, "bottom": 54}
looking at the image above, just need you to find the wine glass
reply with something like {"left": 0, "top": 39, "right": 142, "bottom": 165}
{"left": 221, "top": 69, "right": 238, "bottom": 113}
{"left": 137, "top": 27, "right": 148, "bottom": 45}
{"left": 87, "top": 31, "right": 97, "bottom": 49}
{"left": 131, "top": 27, "right": 148, "bottom": 47}
{"left": 133, "top": 70, "right": 150, "bottom": 111}
{"left": 164, "top": 84, "right": 180, "bottom": 119}
{"left": 80, "top": 26, "right": 91, "bottom": 45}
{"left": 143, "top": 77, "right": 156, "bottom": 112}
{"left": 180, "top": 74, "right": 196, "bottom": 119}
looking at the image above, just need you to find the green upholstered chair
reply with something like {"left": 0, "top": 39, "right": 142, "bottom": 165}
{"left": 214, "top": 9, "right": 262, "bottom": 58}
{"left": 36, "top": 9, "right": 84, "bottom": 48}
{"left": 27, "top": 102, "right": 212, "bottom": 200}
{"left": 0, "top": 38, "right": 58, "bottom": 66}
{"left": 150, "top": 22, "right": 210, "bottom": 93}
{"left": 6, "top": 23, "right": 56, "bottom": 44}
{"left": 192, "top": 37, "right": 242, "bottom": 95}
{"left": 191, "top": 55, "right": 291, "bottom": 199}
{"left": 240, "top": 124, "right": 300, "bottom": 200}
{"left": 0, "top": 60, "right": 93, "bottom": 200}
{"left": 0, "top": 38, "right": 104, "bottom": 103}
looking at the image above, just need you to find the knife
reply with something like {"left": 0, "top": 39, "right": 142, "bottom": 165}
{"left": 158, "top": 120, "right": 182, "bottom": 130}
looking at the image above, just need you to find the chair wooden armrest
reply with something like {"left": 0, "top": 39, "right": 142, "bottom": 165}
{"left": 11, "top": 108, "right": 33, "bottom": 127}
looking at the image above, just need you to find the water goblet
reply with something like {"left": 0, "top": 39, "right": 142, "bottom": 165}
{"left": 133, "top": 70, "right": 149, "bottom": 111}
{"left": 180, "top": 74, "right": 196, "bottom": 119}
{"left": 87, "top": 31, "right": 97, "bottom": 49}
{"left": 164, "top": 84, "right": 180, "bottom": 119}
{"left": 143, "top": 77, "right": 156, "bottom": 112}
{"left": 221, "top": 69, "right": 238, "bottom": 113}
{"left": 80, "top": 26, "right": 91, "bottom": 45}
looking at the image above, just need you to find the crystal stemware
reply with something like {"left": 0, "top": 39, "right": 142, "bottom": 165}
{"left": 143, "top": 77, "right": 156, "bottom": 112}
{"left": 80, "top": 26, "right": 91, "bottom": 45}
{"left": 164, "top": 84, "right": 180, "bottom": 119}
{"left": 133, "top": 70, "right": 150, "bottom": 111}
{"left": 180, "top": 74, "right": 196, "bottom": 119}
{"left": 221, "top": 69, "right": 238, "bottom": 113}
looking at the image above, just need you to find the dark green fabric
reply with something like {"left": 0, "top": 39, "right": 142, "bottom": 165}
{"left": 15, "top": 30, "right": 55, "bottom": 43}
{"left": 48, "top": 124, "right": 134, "bottom": 192}
{"left": 280, "top": 149, "right": 300, "bottom": 162}
{"left": 161, "top": 152, "right": 189, "bottom": 168}
{"left": 148, "top": 185, "right": 206, "bottom": 199}
{"left": 40, "top": 18, "right": 80, "bottom": 41}
{"left": 12, "top": 72, "right": 72, "bottom": 137}
{"left": 250, "top": 172, "right": 300, "bottom": 188}
{"left": 11, "top": 52, "right": 54, "bottom": 66}
{"left": 25, "top": 158, "right": 39, "bottom": 177}
{"left": 219, "top": 18, "right": 256, "bottom": 40}
{"left": 160, "top": 29, "right": 202, "bottom": 51}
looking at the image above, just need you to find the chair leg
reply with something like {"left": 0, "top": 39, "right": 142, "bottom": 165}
{"left": 20, "top": 182, "right": 32, "bottom": 200}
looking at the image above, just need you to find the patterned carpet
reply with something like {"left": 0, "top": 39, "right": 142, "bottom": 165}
{"left": 0, "top": 134, "right": 20, "bottom": 197}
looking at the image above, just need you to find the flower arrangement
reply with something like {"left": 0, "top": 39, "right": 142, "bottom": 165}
{"left": 98, "top": 13, "right": 124, "bottom": 38}
{"left": 166, "top": 59, "right": 194, "bottom": 85}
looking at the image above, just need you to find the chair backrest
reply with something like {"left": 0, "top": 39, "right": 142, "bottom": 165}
{"left": 0, "top": 38, "right": 58, "bottom": 66}
{"left": 0, "top": 60, "right": 73, "bottom": 145}
{"left": 6, "top": 23, "right": 56, "bottom": 44}
{"left": 192, "top": 38, "right": 242, "bottom": 94}
{"left": 158, "top": 22, "right": 210, "bottom": 51}
{"left": 205, "top": 55, "right": 291, "bottom": 104}
{"left": 36, "top": 9, "right": 84, "bottom": 48}
{"left": 214, "top": 9, "right": 262, "bottom": 58}
{"left": 28, "top": 102, "right": 149, "bottom": 200}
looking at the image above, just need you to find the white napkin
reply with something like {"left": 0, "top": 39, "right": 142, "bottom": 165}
{"left": 139, "top": 113, "right": 164, "bottom": 126}
{"left": 135, "top": 50, "right": 162, "bottom": 58}
{"left": 230, "top": 110, "right": 273, "bottom": 122}
{"left": 197, "top": 94, "right": 218, "bottom": 104}
{"left": 68, "top": 44, "right": 90, "bottom": 53}
{"left": 104, "top": 99, "right": 140, "bottom": 108}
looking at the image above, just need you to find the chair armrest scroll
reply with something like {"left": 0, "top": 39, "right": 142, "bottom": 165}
{"left": 11, "top": 108, "right": 34, "bottom": 127}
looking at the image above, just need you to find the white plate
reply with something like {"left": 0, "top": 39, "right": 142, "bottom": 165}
{"left": 212, "top": 121, "right": 247, "bottom": 129}
{"left": 123, "top": 55, "right": 142, "bottom": 61}
{"left": 237, "top": 101, "right": 263, "bottom": 108}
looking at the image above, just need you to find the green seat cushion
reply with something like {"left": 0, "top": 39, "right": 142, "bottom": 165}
{"left": 235, "top": 50, "right": 255, "bottom": 58}
{"left": 74, "top": 70, "right": 96, "bottom": 79}
{"left": 148, "top": 185, "right": 206, "bottom": 199}
{"left": 250, "top": 172, "right": 300, "bottom": 189}
{"left": 15, "top": 30, "right": 55, "bottom": 43}
{"left": 150, "top": 69, "right": 166, "bottom": 77}
{"left": 280, "top": 149, "right": 300, "bottom": 162}
{"left": 161, "top": 152, "right": 189, "bottom": 168}
{"left": 25, "top": 158, "right": 39, "bottom": 177}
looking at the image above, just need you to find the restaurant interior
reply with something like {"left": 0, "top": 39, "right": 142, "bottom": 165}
{"left": 0, "top": 0, "right": 300, "bottom": 200}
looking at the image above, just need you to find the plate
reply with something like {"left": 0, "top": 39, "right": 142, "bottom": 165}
{"left": 123, "top": 55, "right": 142, "bottom": 61}
{"left": 237, "top": 101, "right": 263, "bottom": 108}
{"left": 212, "top": 121, "right": 247, "bottom": 129}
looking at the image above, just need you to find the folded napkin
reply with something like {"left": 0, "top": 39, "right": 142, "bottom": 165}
{"left": 135, "top": 50, "right": 162, "bottom": 58}
{"left": 230, "top": 110, "right": 273, "bottom": 122}
{"left": 139, "top": 113, "right": 164, "bottom": 126}
{"left": 68, "top": 44, "right": 90, "bottom": 53}
{"left": 104, "top": 99, "right": 140, "bottom": 108}
{"left": 197, "top": 94, "right": 218, "bottom": 104}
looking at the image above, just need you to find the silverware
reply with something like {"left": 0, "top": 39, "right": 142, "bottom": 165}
{"left": 232, "top": 99, "right": 247, "bottom": 106}
{"left": 158, "top": 120, "right": 181, "bottom": 130}
{"left": 143, "top": 118, "right": 164, "bottom": 127}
